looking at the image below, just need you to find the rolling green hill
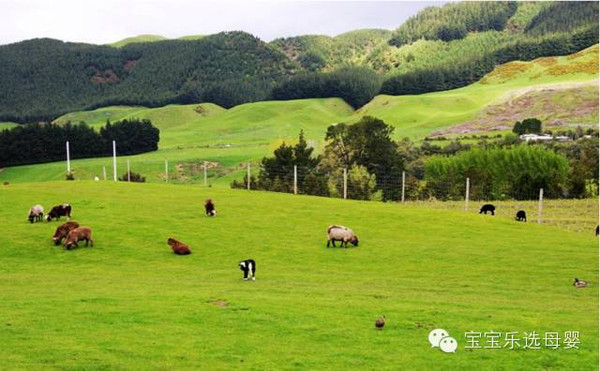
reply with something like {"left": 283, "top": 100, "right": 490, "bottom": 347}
{"left": 0, "top": 32, "right": 290, "bottom": 122}
{"left": 270, "top": 29, "right": 391, "bottom": 71}
{"left": 358, "top": 44, "right": 599, "bottom": 138}
{"left": 109, "top": 34, "right": 207, "bottom": 47}
{"left": 0, "top": 1, "right": 597, "bottom": 123}
{"left": 1, "top": 98, "right": 354, "bottom": 184}
{"left": 109, "top": 34, "right": 167, "bottom": 47}
{"left": 1, "top": 45, "right": 597, "bottom": 185}
{"left": 0, "top": 181, "right": 597, "bottom": 368}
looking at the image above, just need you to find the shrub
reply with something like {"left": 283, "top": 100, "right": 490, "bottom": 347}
{"left": 118, "top": 171, "right": 146, "bottom": 183}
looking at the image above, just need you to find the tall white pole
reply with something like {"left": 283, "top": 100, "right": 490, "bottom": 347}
{"left": 401, "top": 171, "right": 406, "bottom": 202}
{"left": 66, "top": 141, "right": 71, "bottom": 175}
{"left": 293, "top": 165, "right": 298, "bottom": 195}
{"left": 127, "top": 159, "right": 131, "bottom": 182}
{"left": 165, "top": 159, "right": 169, "bottom": 182}
{"left": 465, "top": 177, "right": 470, "bottom": 211}
{"left": 538, "top": 188, "right": 544, "bottom": 224}
{"left": 247, "top": 163, "right": 251, "bottom": 190}
{"left": 343, "top": 168, "right": 347, "bottom": 200}
{"left": 112, "top": 140, "right": 117, "bottom": 182}
{"left": 203, "top": 161, "right": 207, "bottom": 186}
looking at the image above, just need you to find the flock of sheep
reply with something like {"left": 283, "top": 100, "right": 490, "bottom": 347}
{"left": 28, "top": 203, "right": 93, "bottom": 249}
{"left": 26, "top": 197, "right": 359, "bottom": 282}
{"left": 27, "top": 199, "right": 592, "bottom": 287}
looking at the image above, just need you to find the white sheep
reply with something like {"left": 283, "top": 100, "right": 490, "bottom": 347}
{"left": 28, "top": 204, "right": 44, "bottom": 223}
{"left": 327, "top": 225, "right": 359, "bottom": 247}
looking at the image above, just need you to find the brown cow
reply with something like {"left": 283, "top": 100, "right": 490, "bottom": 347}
{"left": 167, "top": 238, "right": 191, "bottom": 255}
{"left": 53, "top": 221, "right": 80, "bottom": 245}
{"left": 64, "top": 227, "right": 93, "bottom": 250}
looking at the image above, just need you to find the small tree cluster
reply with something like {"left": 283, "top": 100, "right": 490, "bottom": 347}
{"left": 512, "top": 118, "right": 542, "bottom": 135}
{"left": 118, "top": 171, "right": 146, "bottom": 183}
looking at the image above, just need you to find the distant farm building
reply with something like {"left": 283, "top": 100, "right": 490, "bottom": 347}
{"left": 520, "top": 134, "right": 571, "bottom": 142}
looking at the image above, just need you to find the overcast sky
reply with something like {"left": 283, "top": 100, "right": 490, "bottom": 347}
{"left": 1, "top": 0, "right": 447, "bottom": 45}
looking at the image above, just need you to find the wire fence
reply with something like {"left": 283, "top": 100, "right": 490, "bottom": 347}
{"left": 62, "top": 159, "right": 598, "bottom": 234}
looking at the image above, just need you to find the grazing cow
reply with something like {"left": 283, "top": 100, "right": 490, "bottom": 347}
{"left": 327, "top": 225, "right": 359, "bottom": 247}
{"left": 515, "top": 210, "right": 527, "bottom": 222}
{"left": 596, "top": 225, "right": 599, "bottom": 236}
{"left": 28, "top": 205, "right": 44, "bottom": 223}
{"left": 45, "top": 204, "right": 72, "bottom": 222}
{"left": 53, "top": 221, "right": 80, "bottom": 245}
{"left": 239, "top": 259, "right": 256, "bottom": 281}
{"left": 205, "top": 199, "right": 216, "bottom": 217}
{"left": 64, "top": 227, "right": 93, "bottom": 250}
{"left": 167, "top": 238, "right": 191, "bottom": 255}
{"left": 479, "top": 204, "right": 495, "bottom": 215}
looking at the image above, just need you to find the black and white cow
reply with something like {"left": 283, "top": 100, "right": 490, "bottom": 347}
{"left": 515, "top": 210, "right": 527, "bottom": 222}
{"left": 239, "top": 259, "right": 256, "bottom": 281}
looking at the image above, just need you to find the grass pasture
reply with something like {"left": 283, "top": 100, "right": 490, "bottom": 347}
{"left": 0, "top": 182, "right": 597, "bottom": 369}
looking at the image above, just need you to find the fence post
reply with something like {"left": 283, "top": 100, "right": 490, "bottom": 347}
{"left": 126, "top": 159, "right": 131, "bottom": 182}
{"left": 203, "top": 161, "right": 207, "bottom": 186}
{"left": 401, "top": 171, "right": 406, "bottom": 203}
{"left": 343, "top": 168, "right": 347, "bottom": 200}
{"left": 112, "top": 140, "right": 117, "bottom": 182}
{"left": 465, "top": 177, "right": 470, "bottom": 211}
{"left": 102, "top": 166, "right": 107, "bottom": 181}
{"left": 247, "top": 163, "right": 251, "bottom": 190}
{"left": 165, "top": 159, "right": 168, "bottom": 183}
{"left": 538, "top": 188, "right": 543, "bottom": 224}
{"left": 294, "top": 165, "right": 298, "bottom": 195}
{"left": 66, "top": 141, "right": 71, "bottom": 176}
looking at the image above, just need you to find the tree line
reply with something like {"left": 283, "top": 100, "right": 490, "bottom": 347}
{"left": 232, "top": 117, "right": 599, "bottom": 201}
{"left": 0, "top": 119, "right": 159, "bottom": 167}
{"left": 381, "top": 25, "right": 598, "bottom": 96}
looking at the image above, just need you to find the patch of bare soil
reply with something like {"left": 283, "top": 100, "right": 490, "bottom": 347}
{"left": 90, "top": 69, "right": 120, "bottom": 84}
{"left": 207, "top": 300, "right": 228, "bottom": 308}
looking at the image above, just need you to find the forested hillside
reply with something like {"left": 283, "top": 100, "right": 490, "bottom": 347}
{"left": 0, "top": 1, "right": 597, "bottom": 123}
{"left": 0, "top": 32, "right": 289, "bottom": 122}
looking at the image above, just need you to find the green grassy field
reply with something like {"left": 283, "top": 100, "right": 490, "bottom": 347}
{"left": 0, "top": 181, "right": 597, "bottom": 369}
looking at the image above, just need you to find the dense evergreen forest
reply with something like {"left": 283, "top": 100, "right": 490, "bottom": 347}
{"left": 0, "top": 1, "right": 597, "bottom": 123}
{"left": 0, "top": 119, "right": 159, "bottom": 167}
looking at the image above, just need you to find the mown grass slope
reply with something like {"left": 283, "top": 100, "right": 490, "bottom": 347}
{"left": 0, "top": 182, "right": 597, "bottom": 369}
